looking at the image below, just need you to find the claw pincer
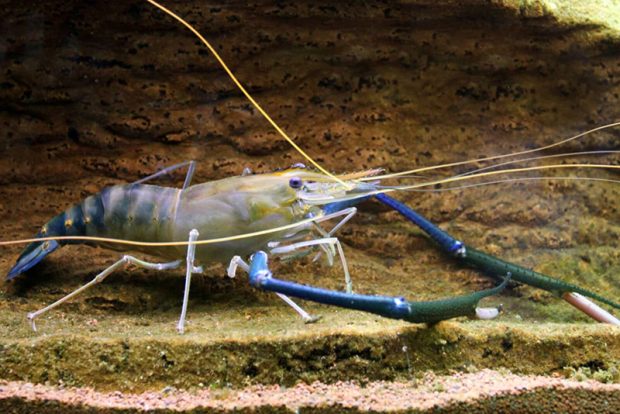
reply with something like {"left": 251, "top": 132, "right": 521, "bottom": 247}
{"left": 239, "top": 191, "right": 618, "bottom": 325}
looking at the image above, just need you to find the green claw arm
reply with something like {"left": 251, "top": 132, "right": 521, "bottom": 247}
{"left": 463, "top": 247, "right": 620, "bottom": 310}
{"left": 375, "top": 193, "right": 620, "bottom": 312}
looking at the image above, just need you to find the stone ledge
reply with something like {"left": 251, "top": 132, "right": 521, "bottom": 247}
{"left": 1, "top": 316, "right": 619, "bottom": 391}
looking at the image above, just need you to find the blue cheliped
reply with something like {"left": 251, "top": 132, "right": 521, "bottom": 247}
{"left": 321, "top": 197, "right": 369, "bottom": 215}
{"left": 243, "top": 193, "right": 620, "bottom": 323}
{"left": 248, "top": 250, "right": 510, "bottom": 323}
{"left": 374, "top": 193, "right": 464, "bottom": 254}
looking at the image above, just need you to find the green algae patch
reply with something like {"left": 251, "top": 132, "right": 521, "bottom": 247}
{"left": 564, "top": 364, "right": 620, "bottom": 384}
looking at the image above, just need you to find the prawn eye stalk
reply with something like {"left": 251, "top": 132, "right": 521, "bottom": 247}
{"left": 289, "top": 177, "right": 303, "bottom": 189}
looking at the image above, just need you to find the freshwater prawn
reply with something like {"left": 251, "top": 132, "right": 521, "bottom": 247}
{"left": 3, "top": 0, "right": 620, "bottom": 332}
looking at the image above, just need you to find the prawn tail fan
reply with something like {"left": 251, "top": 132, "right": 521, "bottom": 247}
{"left": 6, "top": 201, "right": 90, "bottom": 280}
{"left": 6, "top": 239, "right": 61, "bottom": 280}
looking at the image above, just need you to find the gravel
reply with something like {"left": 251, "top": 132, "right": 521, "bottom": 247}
{"left": 1, "top": 369, "right": 619, "bottom": 412}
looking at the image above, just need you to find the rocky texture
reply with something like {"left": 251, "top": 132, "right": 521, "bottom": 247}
{"left": 1, "top": 0, "right": 620, "bottom": 412}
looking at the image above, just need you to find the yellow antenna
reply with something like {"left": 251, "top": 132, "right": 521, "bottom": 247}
{"left": 0, "top": 216, "right": 319, "bottom": 248}
{"left": 399, "top": 176, "right": 620, "bottom": 193}
{"left": 145, "top": 0, "right": 349, "bottom": 188}
{"left": 358, "top": 150, "right": 620, "bottom": 182}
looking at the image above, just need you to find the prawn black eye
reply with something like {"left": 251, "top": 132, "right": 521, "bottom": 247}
{"left": 289, "top": 177, "right": 303, "bottom": 189}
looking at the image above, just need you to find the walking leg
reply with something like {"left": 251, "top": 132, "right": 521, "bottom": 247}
{"left": 228, "top": 255, "right": 320, "bottom": 323}
{"left": 176, "top": 229, "right": 203, "bottom": 334}
{"left": 27, "top": 257, "right": 181, "bottom": 331}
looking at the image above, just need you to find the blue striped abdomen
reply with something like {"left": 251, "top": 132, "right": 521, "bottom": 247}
{"left": 6, "top": 184, "right": 181, "bottom": 279}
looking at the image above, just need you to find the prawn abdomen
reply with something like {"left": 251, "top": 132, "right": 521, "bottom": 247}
{"left": 6, "top": 184, "right": 179, "bottom": 279}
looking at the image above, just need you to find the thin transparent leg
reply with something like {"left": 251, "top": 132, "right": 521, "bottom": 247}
{"left": 227, "top": 255, "right": 250, "bottom": 277}
{"left": 275, "top": 293, "right": 320, "bottom": 323}
{"left": 176, "top": 229, "right": 203, "bottom": 334}
{"left": 271, "top": 237, "right": 352, "bottom": 294}
{"left": 227, "top": 255, "right": 319, "bottom": 323}
{"left": 266, "top": 208, "right": 357, "bottom": 264}
{"left": 310, "top": 207, "right": 357, "bottom": 263}
{"left": 317, "top": 207, "right": 357, "bottom": 237}
{"left": 27, "top": 257, "right": 181, "bottom": 332}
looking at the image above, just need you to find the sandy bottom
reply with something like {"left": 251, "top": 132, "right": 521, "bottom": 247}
{"left": 1, "top": 369, "right": 620, "bottom": 413}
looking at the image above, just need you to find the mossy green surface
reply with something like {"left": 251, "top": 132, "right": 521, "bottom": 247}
{"left": 1, "top": 293, "right": 620, "bottom": 392}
